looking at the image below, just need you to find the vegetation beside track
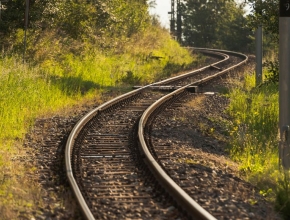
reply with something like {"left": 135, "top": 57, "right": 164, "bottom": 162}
{"left": 226, "top": 72, "right": 289, "bottom": 219}
{"left": 236, "top": 0, "right": 289, "bottom": 217}
{"left": 0, "top": 2, "right": 196, "bottom": 218}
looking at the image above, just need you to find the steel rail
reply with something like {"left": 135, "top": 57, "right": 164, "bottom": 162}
{"left": 191, "top": 48, "right": 248, "bottom": 86}
{"left": 65, "top": 48, "right": 237, "bottom": 220}
{"left": 155, "top": 50, "right": 229, "bottom": 86}
{"left": 138, "top": 49, "right": 248, "bottom": 219}
{"left": 65, "top": 85, "right": 148, "bottom": 220}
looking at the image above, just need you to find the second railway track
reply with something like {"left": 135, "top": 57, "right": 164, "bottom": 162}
{"left": 65, "top": 48, "right": 253, "bottom": 219}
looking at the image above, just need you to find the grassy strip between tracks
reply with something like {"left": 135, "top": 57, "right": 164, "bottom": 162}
{"left": 0, "top": 27, "right": 195, "bottom": 219}
{"left": 226, "top": 73, "right": 290, "bottom": 219}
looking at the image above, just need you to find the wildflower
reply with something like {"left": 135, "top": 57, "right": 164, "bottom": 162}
{"left": 236, "top": 119, "right": 241, "bottom": 125}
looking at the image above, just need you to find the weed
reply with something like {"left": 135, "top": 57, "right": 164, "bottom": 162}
{"left": 226, "top": 72, "right": 289, "bottom": 219}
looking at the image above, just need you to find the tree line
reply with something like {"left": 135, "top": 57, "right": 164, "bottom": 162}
{"left": 0, "top": 0, "right": 278, "bottom": 55}
{"left": 171, "top": 0, "right": 277, "bottom": 54}
{"left": 0, "top": 0, "right": 151, "bottom": 52}
{"left": 181, "top": 0, "right": 253, "bottom": 52}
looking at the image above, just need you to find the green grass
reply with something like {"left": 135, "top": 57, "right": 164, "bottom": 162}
{"left": 0, "top": 57, "right": 78, "bottom": 139}
{"left": 226, "top": 73, "right": 290, "bottom": 219}
{"left": 0, "top": 27, "right": 194, "bottom": 143}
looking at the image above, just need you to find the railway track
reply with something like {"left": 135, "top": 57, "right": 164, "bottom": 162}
{"left": 65, "top": 48, "right": 248, "bottom": 219}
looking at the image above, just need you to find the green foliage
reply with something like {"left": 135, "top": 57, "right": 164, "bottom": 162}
{"left": 263, "top": 60, "right": 279, "bottom": 83}
{"left": 182, "top": 0, "right": 253, "bottom": 52}
{"left": 1, "top": 0, "right": 151, "bottom": 50}
{"left": 0, "top": 0, "right": 25, "bottom": 33}
{"left": 246, "top": 0, "right": 279, "bottom": 61}
{"left": 226, "top": 73, "right": 290, "bottom": 219}
{"left": 120, "top": 71, "right": 141, "bottom": 85}
{"left": 247, "top": 0, "right": 278, "bottom": 41}
{"left": 275, "top": 173, "right": 290, "bottom": 219}
{"left": 227, "top": 77, "right": 278, "bottom": 155}
{"left": 51, "top": 0, "right": 151, "bottom": 41}
{"left": 0, "top": 56, "right": 79, "bottom": 140}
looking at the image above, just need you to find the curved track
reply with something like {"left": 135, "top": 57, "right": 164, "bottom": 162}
{"left": 65, "top": 48, "right": 248, "bottom": 219}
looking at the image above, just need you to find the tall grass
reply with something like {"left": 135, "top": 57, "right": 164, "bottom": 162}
{"left": 0, "top": 56, "right": 84, "bottom": 218}
{"left": 226, "top": 73, "right": 290, "bottom": 219}
{"left": 27, "top": 26, "right": 193, "bottom": 86}
{"left": 0, "top": 57, "right": 77, "bottom": 140}
{"left": 0, "top": 27, "right": 194, "bottom": 144}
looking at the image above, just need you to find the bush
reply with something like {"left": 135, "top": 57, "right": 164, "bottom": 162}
{"left": 263, "top": 60, "right": 279, "bottom": 83}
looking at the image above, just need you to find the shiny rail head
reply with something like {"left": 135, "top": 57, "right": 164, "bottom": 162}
{"left": 133, "top": 85, "right": 198, "bottom": 93}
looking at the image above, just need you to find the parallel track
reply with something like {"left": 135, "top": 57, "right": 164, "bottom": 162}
{"left": 65, "top": 48, "right": 248, "bottom": 219}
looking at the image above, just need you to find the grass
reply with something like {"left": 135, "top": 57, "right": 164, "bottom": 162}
{"left": 0, "top": 56, "right": 82, "bottom": 219}
{"left": 226, "top": 72, "right": 290, "bottom": 219}
{"left": 22, "top": 26, "right": 194, "bottom": 86}
{"left": 0, "top": 25, "right": 196, "bottom": 219}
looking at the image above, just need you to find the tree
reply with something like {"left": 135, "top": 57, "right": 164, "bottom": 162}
{"left": 182, "top": 0, "right": 220, "bottom": 47}
{"left": 247, "top": 0, "right": 279, "bottom": 83}
{"left": 0, "top": 0, "right": 151, "bottom": 49}
{"left": 247, "top": 0, "right": 278, "bottom": 41}
{"left": 182, "top": 0, "right": 253, "bottom": 52}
